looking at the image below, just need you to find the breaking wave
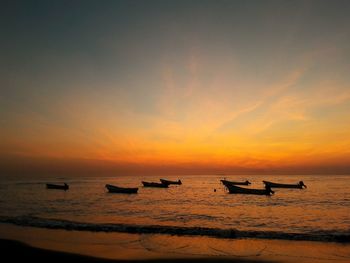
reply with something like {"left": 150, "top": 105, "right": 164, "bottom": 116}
{"left": 1, "top": 215, "right": 349, "bottom": 243}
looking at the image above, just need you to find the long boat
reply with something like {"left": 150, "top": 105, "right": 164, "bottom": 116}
{"left": 46, "top": 183, "right": 69, "bottom": 190}
{"left": 263, "top": 180, "right": 307, "bottom": 189}
{"left": 142, "top": 181, "right": 169, "bottom": 188}
{"left": 220, "top": 179, "right": 251, "bottom": 186}
{"left": 225, "top": 184, "right": 274, "bottom": 196}
{"left": 105, "top": 184, "right": 138, "bottom": 194}
{"left": 160, "top": 179, "right": 182, "bottom": 185}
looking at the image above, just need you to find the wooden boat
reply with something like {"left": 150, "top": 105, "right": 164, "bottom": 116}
{"left": 105, "top": 184, "right": 138, "bottom": 194}
{"left": 221, "top": 179, "right": 251, "bottom": 186}
{"left": 263, "top": 180, "right": 307, "bottom": 189}
{"left": 225, "top": 184, "right": 274, "bottom": 196}
{"left": 46, "top": 183, "right": 69, "bottom": 190}
{"left": 160, "top": 179, "right": 182, "bottom": 185}
{"left": 142, "top": 181, "right": 169, "bottom": 188}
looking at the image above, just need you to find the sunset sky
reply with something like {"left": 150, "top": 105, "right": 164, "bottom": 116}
{"left": 1, "top": 0, "right": 350, "bottom": 175}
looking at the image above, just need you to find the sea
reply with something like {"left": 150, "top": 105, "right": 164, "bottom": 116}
{"left": 0, "top": 174, "right": 350, "bottom": 243}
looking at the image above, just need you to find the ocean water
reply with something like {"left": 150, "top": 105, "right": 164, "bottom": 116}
{"left": 0, "top": 174, "right": 349, "bottom": 242}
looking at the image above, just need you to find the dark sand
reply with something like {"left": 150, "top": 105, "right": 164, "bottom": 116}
{"left": 1, "top": 239, "right": 273, "bottom": 263}
{"left": 1, "top": 224, "right": 350, "bottom": 263}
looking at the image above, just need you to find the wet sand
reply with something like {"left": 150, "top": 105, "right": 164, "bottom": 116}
{"left": 1, "top": 223, "right": 349, "bottom": 263}
{"left": 1, "top": 238, "right": 274, "bottom": 263}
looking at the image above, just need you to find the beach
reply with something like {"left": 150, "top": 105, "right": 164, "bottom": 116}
{"left": 1, "top": 223, "right": 350, "bottom": 263}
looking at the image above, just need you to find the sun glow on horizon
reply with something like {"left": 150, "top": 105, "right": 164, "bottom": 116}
{"left": 1, "top": 1, "right": 350, "bottom": 175}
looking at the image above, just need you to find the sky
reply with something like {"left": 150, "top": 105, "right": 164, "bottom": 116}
{"left": 1, "top": 0, "right": 350, "bottom": 176}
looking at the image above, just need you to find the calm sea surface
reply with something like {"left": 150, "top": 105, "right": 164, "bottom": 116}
{"left": 0, "top": 174, "right": 349, "bottom": 242}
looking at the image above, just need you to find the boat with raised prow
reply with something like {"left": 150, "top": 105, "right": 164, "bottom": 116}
{"left": 105, "top": 184, "right": 138, "bottom": 194}
{"left": 220, "top": 179, "right": 251, "bottom": 186}
{"left": 160, "top": 179, "right": 182, "bottom": 185}
{"left": 225, "top": 184, "right": 274, "bottom": 196}
{"left": 263, "top": 181, "right": 307, "bottom": 189}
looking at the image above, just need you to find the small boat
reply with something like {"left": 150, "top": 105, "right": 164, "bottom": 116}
{"left": 225, "top": 184, "right": 274, "bottom": 196}
{"left": 221, "top": 179, "right": 251, "bottom": 186}
{"left": 263, "top": 180, "right": 307, "bottom": 189}
{"left": 46, "top": 183, "right": 69, "bottom": 190}
{"left": 142, "top": 181, "right": 169, "bottom": 188}
{"left": 160, "top": 179, "right": 182, "bottom": 185}
{"left": 105, "top": 184, "right": 138, "bottom": 194}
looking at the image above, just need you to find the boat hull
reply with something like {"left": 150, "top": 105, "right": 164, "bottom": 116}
{"left": 221, "top": 179, "right": 251, "bottom": 186}
{"left": 226, "top": 184, "right": 271, "bottom": 195}
{"left": 46, "top": 184, "right": 69, "bottom": 190}
{"left": 160, "top": 179, "right": 182, "bottom": 185}
{"left": 263, "top": 181, "right": 305, "bottom": 189}
{"left": 105, "top": 184, "right": 138, "bottom": 194}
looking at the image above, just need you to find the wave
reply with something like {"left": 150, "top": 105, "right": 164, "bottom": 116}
{"left": 0, "top": 215, "right": 349, "bottom": 243}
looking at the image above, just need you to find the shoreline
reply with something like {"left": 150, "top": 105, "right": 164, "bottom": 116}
{"left": 1, "top": 223, "right": 350, "bottom": 263}
{"left": 1, "top": 215, "right": 349, "bottom": 243}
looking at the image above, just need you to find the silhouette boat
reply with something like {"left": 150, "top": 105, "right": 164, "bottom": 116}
{"left": 105, "top": 184, "right": 138, "bottom": 194}
{"left": 263, "top": 180, "right": 307, "bottom": 189}
{"left": 46, "top": 183, "right": 69, "bottom": 190}
{"left": 142, "top": 181, "right": 169, "bottom": 188}
{"left": 225, "top": 184, "right": 274, "bottom": 196}
{"left": 160, "top": 179, "right": 182, "bottom": 185}
{"left": 221, "top": 179, "right": 251, "bottom": 186}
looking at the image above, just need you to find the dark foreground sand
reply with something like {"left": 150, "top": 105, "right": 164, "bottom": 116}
{"left": 1, "top": 224, "right": 350, "bottom": 263}
{"left": 1, "top": 239, "right": 273, "bottom": 263}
